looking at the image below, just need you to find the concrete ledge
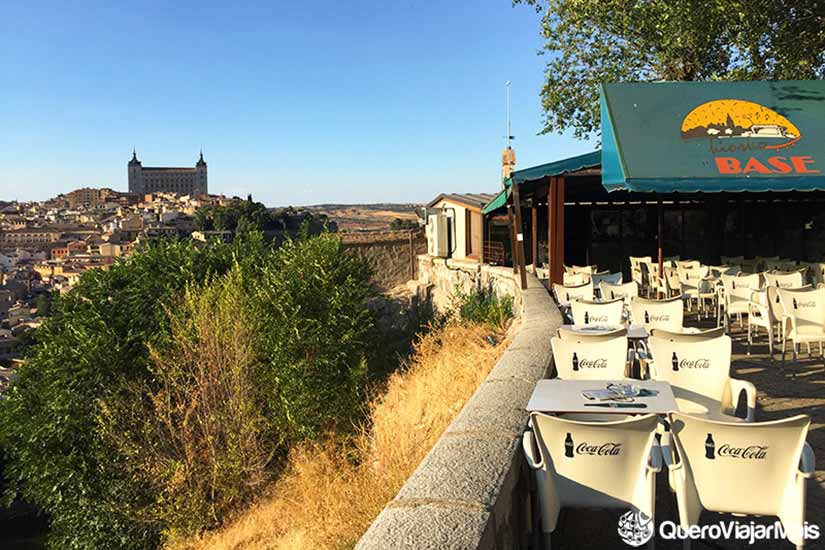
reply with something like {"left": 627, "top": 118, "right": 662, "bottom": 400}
{"left": 357, "top": 268, "right": 562, "bottom": 550}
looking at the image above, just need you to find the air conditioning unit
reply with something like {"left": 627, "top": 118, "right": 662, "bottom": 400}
{"left": 427, "top": 213, "right": 450, "bottom": 257}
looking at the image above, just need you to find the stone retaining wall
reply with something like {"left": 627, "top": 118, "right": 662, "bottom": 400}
{"left": 342, "top": 230, "right": 427, "bottom": 291}
{"left": 356, "top": 257, "right": 562, "bottom": 550}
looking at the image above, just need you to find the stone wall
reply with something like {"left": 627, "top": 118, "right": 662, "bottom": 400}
{"left": 342, "top": 230, "right": 427, "bottom": 291}
{"left": 357, "top": 257, "right": 562, "bottom": 550}
{"left": 415, "top": 255, "right": 524, "bottom": 314}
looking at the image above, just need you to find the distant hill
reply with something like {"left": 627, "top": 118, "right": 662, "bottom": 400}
{"left": 303, "top": 203, "right": 422, "bottom": 232}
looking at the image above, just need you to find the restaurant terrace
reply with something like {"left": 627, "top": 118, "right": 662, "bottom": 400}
{"left": 361, "top": 80, "right": 825, "bottom": 550}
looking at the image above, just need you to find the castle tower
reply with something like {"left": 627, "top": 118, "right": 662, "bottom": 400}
{"left": 195, "top": 150, "right": 208, "bottom": 195}
{"left": 128, "top": 148, "right": 143, "bottom": 194}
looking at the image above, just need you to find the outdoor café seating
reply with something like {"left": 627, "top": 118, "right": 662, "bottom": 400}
{"left": 551, "top": 330, "right": 631, "bottom": 380}
{"left": 664, "top": 412, "right": 815, "bottom": 550}
{"left": 719, "top": 273, "right": 763, "bottom": 330}
{"left": 590, "top": 270, "right": 622, "bottom": 290}
{"left": 629, "top": 296, "right": 684, "bottom": 332}
{"left": 523, "top": 413, "right": 662, "bottom": 550}
{"left": 647, "top": 333, "right": 756, "bottom": 422}
{"left": 778, "top": 287, "right": 825, "bottom": 365}
{"left": 570, "top": 298, "right": 625, "bottom": 327}
{"left": 562, "top": 271, "right": 589, "bottom": 286}
{"left": 765, "top": 269, "right": 806, "bottom": 289}
{"left": 552, "top": 281, "right": 594, "bottom": 309}
{"left": 599, "top": 280, "right": 638, "bottom": 303}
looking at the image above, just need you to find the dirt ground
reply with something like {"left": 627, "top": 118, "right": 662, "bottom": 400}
{"left": 550, "top": 312, "right": 825, "bottom": 549}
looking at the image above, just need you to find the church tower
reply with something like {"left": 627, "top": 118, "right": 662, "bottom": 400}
{"left": 195, "top": 150, "right": 208, "bottom": 195}
{"left": 128, "top": 148, "right": 143, "bottom": 194}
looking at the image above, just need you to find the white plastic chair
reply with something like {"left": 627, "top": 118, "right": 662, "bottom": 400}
{"left": 648, "top": 334, "right": 756, "bottom": 421}
{"left": 552, "top": 281, "right": 594, "bottom": 309}
{"left": 630, "top": 296, "right": 684, "bottom": 332}
{"left": 551, "top": 331, "right": 632, "bottom": 380}
{"left": 570, "top": 298, "right": 625, "bottom": 327}
{"left": 565, "top": 264, "right": 597, "bottom": 275}
{"left": 765, "top": 270, "right": 806, "bottom": 289}
{"left": 599, "top": 281, "right": 638, "bottom": 304}
{"left": 800, "top": 261, "right": 825, "bottom": 287}
{"left": 562, "top": 272, "right": 589, "bottom": 286}
{"left": 590, "top": 271, "right": 622, "bottom": 291}
{"left": 748, "top": 288, "right": 777, "bottom": 359}
{"left": 629, "top": 256, "right": 651, "bottom": 289}
{"left": 777, "top": 287, "right": 825, "bottom": 366}
{"left": 664, "top": 412, "right": 815, "bottom": 549}
{"left": 523, "top": 413, "right": 662, "bottom": 550}
{"left": 719, "top": 273, "right": 762, "bottom": 331}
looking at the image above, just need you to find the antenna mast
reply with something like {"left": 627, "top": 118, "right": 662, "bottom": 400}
{"left": 505, "top": 80, "right": 511, "bottom": 150}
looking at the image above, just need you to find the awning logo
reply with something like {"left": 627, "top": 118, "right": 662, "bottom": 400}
{"left": 681, "top": 99, "right": 819, "bottom": 176}
{"left": 681, "top": 99, "right": 801, "bottom": 150}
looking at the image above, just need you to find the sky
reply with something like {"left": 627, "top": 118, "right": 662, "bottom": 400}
{"left": 0, "top": 0, "right": 593, "bottom": 206}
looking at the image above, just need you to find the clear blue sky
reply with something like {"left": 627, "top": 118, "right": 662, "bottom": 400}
{"left": 0, "top": 0, "right": 593, "bottom": 206}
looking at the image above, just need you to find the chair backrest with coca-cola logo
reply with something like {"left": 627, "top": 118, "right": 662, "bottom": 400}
{"left": 777, "top": 287, "right": 825, "bottom": 330}
{"left": 528, "top": 412, "right": 660, "bottom": 526}
{"left": 599, "top": 281, "right": 638, "bottom": 303}
{"left": 629, "top": 296, "right": 684, "bottom": 332}
{"left": 765, "top": 270, "right": 805, "bottom": 289}
{"left": 551, "top": 333, "right": 630, "bottom": 380}
{"left": 668, "top": 412, "right": 810, "bottom": 520}
{"left": 570, "top": 298, "right": 624, "bottom": 327}
{"left": 648, "top": 335, "right": 732, "bottom": 407}
{"left": 552, "top": 281, "right": 594, "bottom": 308}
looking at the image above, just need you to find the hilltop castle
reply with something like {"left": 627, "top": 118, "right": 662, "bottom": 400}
{"left": 128, "top": 149, "right": 208, "bottom": 196}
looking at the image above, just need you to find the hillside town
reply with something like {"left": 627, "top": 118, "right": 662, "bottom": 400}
{"left": 0, "top": 153, "right": 335, "bottom": 379}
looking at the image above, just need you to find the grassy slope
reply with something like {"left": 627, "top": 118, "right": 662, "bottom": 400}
{"left": 177, "top": 321, "right": 510, "bottom": 550}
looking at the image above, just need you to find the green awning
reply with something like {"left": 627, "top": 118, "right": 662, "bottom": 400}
{"left": 481, "top": 187, "right": 509, "bottom": 215}
{"left": 508, "top": 150, "right": 601, "bottom": 186}
{"left": 601, "top": 80, "right": 825, "bottom": 193}
{"left": 481, "top": 150, "right": 601, "bottom": 215}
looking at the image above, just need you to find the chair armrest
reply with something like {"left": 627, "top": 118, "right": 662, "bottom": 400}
{"left": 648, "top": 440, "right": 662, "bottom": 474}
{"left": 781, "top": 312, "right": 798, "bottom": 333}
{"left": 522, "top": 430, "right": 544, "bottom": 470}
{"left": 799, "top": 442, "right": 816, "bottom": 479}
{"left": 729, "top": 378, "right": 757, "bottom": 421}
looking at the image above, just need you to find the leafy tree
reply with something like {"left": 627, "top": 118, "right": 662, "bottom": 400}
{"left": 0, "top": 232, "right": 374, "bottom": 548}
{"left": 515, "top": 0, "right": 825, "bottom": 138}
{"left": 0, "top": 239, "right": 253, "bottom": 549}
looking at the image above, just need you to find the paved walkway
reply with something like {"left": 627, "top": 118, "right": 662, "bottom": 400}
{"left": 550, "top": 315, "right": 825, "bottom": 549}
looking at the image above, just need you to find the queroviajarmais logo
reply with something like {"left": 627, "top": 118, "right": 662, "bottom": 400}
{"left": 618, "top": 510, "right": 654, "bottom": 546}
{"left": 680, "top": 99, "right": 818, "bottom": 175}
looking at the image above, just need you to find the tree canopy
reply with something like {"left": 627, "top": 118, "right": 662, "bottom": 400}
{"left": 515, "top": 0, "right": 825, "bottom": 139}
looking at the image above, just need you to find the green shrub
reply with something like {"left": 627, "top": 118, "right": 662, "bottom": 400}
{"left": 251, "top": 233, "right": 374, "bottom": 444}
{"left": 452, "top": 284, "right": 514, "bottom": 329}
{"left": 0, "top": 232, "right": 374, "bottom": 549}
{"left": 97, "top": 266, "right": 270, "bottom": 541}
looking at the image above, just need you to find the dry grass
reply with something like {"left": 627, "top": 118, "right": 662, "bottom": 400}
{"left": 176, "top": 321, "right": 510, "bottom": 550}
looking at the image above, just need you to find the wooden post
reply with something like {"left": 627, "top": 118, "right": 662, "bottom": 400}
{"left": 657, "top": 201, "right": 664, "bottom": 277}
{"left": 531, "top": 205, "right": 538, "bottom": 274}
{"left": 508, "top": 204, "right": 517, "bottom": 273}
{"left": 547, "top": 178, "right": 554, "bottom": 282}
{"left": 480, "top": 215, "right": 485, "bottom": 264}
{"left": 555, "top": 177, "right": 566, "bottom": 284}
{"left": 547, "top": 176, "right": 566, "bottom": 285}
{"left": 512, "top": 182, "right": 528, "bottom": 290}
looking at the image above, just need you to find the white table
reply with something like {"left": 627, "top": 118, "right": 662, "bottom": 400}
{"left": 526, "top": 379, "right": 678, "bottom": 415}
{"left": 563, "top": 324, "right": 648, "bottom": 340}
